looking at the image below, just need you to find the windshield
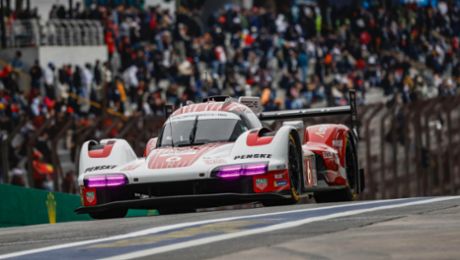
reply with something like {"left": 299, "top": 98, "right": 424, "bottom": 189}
{"left": 159, "top": 118, "right": 248, "bottom": 147}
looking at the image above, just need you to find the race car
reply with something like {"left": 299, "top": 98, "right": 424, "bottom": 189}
{"left": 75, "top": 90, "right": 364, "bottom": 219}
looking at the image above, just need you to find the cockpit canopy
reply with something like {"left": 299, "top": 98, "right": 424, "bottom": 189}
{"left": 158, "top": 111, "right": 250, "bottom": 147}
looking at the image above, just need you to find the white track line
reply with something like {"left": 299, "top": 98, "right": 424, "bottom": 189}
{"left": 101, "top": 196, "right": 459, "bottom": 260}
{"left": 0, "top": 197, "right": 456, "bottom": 259}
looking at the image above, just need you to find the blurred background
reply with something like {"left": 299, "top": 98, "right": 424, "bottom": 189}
{"left": 0, "top": 0, "right": 459, "bottom": 201}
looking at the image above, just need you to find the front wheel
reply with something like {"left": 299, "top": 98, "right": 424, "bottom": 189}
{"left": 263, "top": 133, "right": 302, "bottom": 206}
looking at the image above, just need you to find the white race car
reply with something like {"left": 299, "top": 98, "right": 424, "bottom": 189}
{"left": 76, "top": 92, "right": 364, "bottom": 219}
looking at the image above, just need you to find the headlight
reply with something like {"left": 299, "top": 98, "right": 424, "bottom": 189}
{"left": 84, "top": 174, "right": 127, "bottom": 187}
{"left": 215, "top": 163, "right": 268, "bottom": 179}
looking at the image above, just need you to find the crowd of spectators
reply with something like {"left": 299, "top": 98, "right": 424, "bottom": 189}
{"left": 61, "top": 0, "right": 460, "bottom": 110}
{"left": 1, "top": 1, "right": 460, "bottom": 190}
{"left": 123, "top": 1, "right": 453, "bottom": 108}
{"left": 3, "top": 1, "right": 460, "bottom": 115}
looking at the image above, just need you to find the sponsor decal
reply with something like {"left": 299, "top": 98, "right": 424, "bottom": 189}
{"left": 173, "top": 112, "right": 233, "bottom": 120}
{"left": 83, "top": 187, "right": 97, "bottom": 206}
{"left": 332, "top": 139, "right": 343, "bottom": 148}
{"left": 203, "top": 158, "right": 227, "bottom": 165}
{"left": 86, "top": 191, "right": 96, "bottom": 203}
{"left": 121, "top": 162, "right": 142, "bottom": 171}
{"left": 165, "top": 156, "right": 182, "bottom": 163}
{"left": 315, "top": 126, "right": 329, "bottom": 138}
{"left": 274, "top": 180, "right": 288, "bottom": 187}
{"left": 274, "top": 173, "right": 285, "bottom": 179}
{"left": 305, "top": 157, "right": 313, "bottom": 186}
{"left": 234, "top": 154, "right": 272, "bottom": 160}
{"left": 322, "top": 151, "right": 335, "bottom": 159}
{"left": 255, "top": 178, "right": 268, "bottom": 190}
{"left": 159, "top": 150, "right": 198, "bottom": 156}
{"left": 84, "top": 165, "right": 116, "bottom": 173}
{"left": 149, "top": 143, "right": 224, "bottom": 169}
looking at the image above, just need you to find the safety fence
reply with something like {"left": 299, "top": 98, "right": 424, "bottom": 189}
{"left": 1, "top": 96, "right": 460, "bottom": 200}
{"left": 360, "top": 95, "right": 460, "bottom": 200}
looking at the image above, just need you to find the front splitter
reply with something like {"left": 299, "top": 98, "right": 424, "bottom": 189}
{"left": 75, "top": 192, "right": 290, "bottom": 214}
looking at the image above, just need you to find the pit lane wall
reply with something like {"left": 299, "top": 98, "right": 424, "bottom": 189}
{"left": 0, "top": 184, "right": 154, "bottom": 227}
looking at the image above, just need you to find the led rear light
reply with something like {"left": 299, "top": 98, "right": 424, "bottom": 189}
{"left": 85, "top": 174, "right": 127, "bottom": 188}
{"left": 216, "top": 163, "right": 267, "bottom": 179}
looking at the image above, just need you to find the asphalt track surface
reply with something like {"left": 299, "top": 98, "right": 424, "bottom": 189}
{"left": 1, "top": 196, "right": 460, "bottom": 260}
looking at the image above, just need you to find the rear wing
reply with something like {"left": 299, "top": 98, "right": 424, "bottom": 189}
{"left": 258, "top": 90, "right": 359, "bottom": 138}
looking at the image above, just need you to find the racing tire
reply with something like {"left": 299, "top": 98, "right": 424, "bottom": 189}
{"left": 89, "top": 208, "right": 128, "bottom": 219}
{"left": 263, "top": 133, "right": 302, "bottom": 206}
{"left": 314, "top": 133, "right": 357, "bottom": 203}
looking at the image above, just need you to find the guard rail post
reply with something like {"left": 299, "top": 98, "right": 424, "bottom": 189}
{"left": 379, "top": 106, "right": 392, "bottom": 199}
{"left": 444, "top": 96, "right": 460, "bottom": 194}
{"left": 413, "top": 98, "right": 430, "bottom": 196}
{"left": 390, "top": 105, "right": 400, "bottom": 198}
{"left": 26, "top": 118, "right": 53, "bottom": 188}
{"left": 363, "top": 104, "right": 384, "bottom": 199}
{"left": 1, "top": 118, "right": 27, "bottom": 183}
{"left": 50, "top": 119, "right": 74, "bottom": 192}
{"left": 421, "top": 100, "right": 437, "bottom": 196}
{"left": 402, "top": 103, "right": 415, "bottom": 197}
{"left": 433, "top": 99, "right": 445, "bottom": 195}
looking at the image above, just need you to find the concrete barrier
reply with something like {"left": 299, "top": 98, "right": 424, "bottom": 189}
{"left": 0, "top": 184, "right": 154, "bottom": 227}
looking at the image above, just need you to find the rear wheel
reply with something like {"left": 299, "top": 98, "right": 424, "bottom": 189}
{"left": 89, "top": 208, "right": 128, "bottom": 219}
{"left": 263, "top": 133, "right": 302, "bottom": 206}
{"left": 314, "top": 133, "right": 357, "bottom": 203}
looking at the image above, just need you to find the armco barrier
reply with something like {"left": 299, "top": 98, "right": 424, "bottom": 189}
{"left": 0, "top": 184, "right": 155, "bottom": 227}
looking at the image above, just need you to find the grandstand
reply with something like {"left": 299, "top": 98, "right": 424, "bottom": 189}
{"left": 0, "top": 0, "right": 459, "bottom": 193}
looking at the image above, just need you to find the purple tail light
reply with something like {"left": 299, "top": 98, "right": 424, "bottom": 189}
{"left": 217, "top": 164, "right": 267, "bottom": 179}
{"left": 85, "top": 174, "right": 127, "bottom": 188}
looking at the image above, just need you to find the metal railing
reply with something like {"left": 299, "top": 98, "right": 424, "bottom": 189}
{"left": 360, "top": 96, "right": 460, "bottom": 199}
{"left": 2, "top": 19, "right": 104, "bottom": 48}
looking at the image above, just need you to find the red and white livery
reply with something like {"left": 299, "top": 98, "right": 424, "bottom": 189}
{"left": 76, "top": 92, "right": 364, "bottom": 219}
